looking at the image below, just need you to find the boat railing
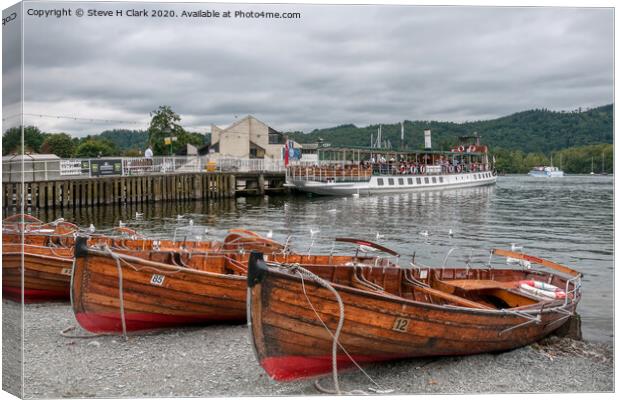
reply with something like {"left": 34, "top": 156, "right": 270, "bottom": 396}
{"left": 287, "top": 162, "right": 493, "bottom": 182}
{"left": 288, "top": 165, "right": 373, "bottom": 183}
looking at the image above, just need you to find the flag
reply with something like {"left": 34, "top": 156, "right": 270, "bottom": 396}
{"left": 401, "top": 122, "right": 404, "bottom": 141}
{"left": 284, "top": 140, "right": 290, "bottom": 166}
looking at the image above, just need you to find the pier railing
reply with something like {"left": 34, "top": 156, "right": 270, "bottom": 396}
{"left": 3, "top": 156, "right": 286, "bottom": 182}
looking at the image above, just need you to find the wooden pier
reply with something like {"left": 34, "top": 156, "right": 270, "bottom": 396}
{"left": 2, "top": 172, "right": 286, "bottom": 210}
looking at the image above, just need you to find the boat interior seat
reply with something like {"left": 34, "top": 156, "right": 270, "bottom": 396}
{"left": 435, "top": 277, "right": 544, "bottom": 308}
{"left": 438, "top": 279, "right": 519, "bottom": 291}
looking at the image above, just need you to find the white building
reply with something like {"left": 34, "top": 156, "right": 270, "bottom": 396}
{"left": 210, "top": 115, "right": 301, "bottom": 160}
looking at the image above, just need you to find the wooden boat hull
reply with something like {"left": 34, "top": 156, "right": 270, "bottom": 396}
{"left": 72, "top": 239, "right": 248, "bottom": 333}
{"left": 71, "top": 238, "right": 393, "bottom": 333}
{"left": 247, "top": 253, "right": 579, "bottom": 381}
{"left": 1, "top": 224, "right": 281, "bottom": 303}
{"left": 2, "top": 245, "right": 73, "bottom": 302}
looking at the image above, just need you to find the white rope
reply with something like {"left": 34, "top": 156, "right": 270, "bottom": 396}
{"left": 104, "top": 246, "right": 128, "bottom": 340}
{"left": 289, "top": 264, "right": 392, "bottom": 395}
{"left": 60, "top": 325, "right": 107, "bottom": 339}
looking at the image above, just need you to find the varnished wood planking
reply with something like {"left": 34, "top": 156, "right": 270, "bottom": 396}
{"left": 248, "top": 258, "right": 580, "bottom": 380}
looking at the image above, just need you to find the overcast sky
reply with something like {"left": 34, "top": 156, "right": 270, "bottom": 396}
{"left": 2, "top": 2, "right": 614, "bottom": 136}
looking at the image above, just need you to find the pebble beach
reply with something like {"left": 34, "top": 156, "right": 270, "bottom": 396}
{"left": 2, "top": 300, "right": 613, "bottom": 398}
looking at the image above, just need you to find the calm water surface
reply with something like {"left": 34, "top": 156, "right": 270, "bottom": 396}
{"left": 27, "top": 175, "right": 613, "bottom": 343}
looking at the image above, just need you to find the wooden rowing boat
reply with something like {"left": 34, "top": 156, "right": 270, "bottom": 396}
{"left": 2, "top": 215, "right": 285, "bottom": 302}
{"left": 247, "top": 249, "right": 582, "bottom": 381}
{"left": 1, "top": 241, "right": 211, "bottom": 303}
{"left": 71, "top": 237, "right": 399, "bottom": 333}
{"left": 2, "top": 243, "right": 74, "bottom": 302}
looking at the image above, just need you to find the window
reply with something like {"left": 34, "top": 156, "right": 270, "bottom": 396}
{"left": 377, "top": 178, "right": 384, "bottom": 186}
{"left": 416, "top": 178, "right": 421, "bottom": 184}
{"left": 424, "top": 177, "right": 429, "bottom": 184}
{"left": 432, "top": 177, "right": 437, "bottom": 183}
{"left": 388, "top": 178, "right": 395, "bottom": 185}
{"left": 398, "top": 178, "right": 404, "bottom": 185}
{"left": 439, "top": 177, "right": 444, "bottom": 183}
{"left": 408, "top": 178, "right": 413, "bottom": 184}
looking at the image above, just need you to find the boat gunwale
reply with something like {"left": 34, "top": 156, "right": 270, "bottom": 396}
{"left": 78, "top": 245, "right": 248, "bottom": 281}
{"left": 255, "top": 259, "right": 578, "bottom": 317}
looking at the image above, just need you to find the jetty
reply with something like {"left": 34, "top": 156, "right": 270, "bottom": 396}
{"left": 2, "top": 155, "right": 286, "bottom": 209}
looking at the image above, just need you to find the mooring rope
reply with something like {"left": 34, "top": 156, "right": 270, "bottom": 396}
{"left": 289, "top": 263, "right": 392, "bottom": 395}
{"left": 103, "top": 246, "right": 128, "bottom": 340}
{"left": 59, "top": 325, "right": 107, "bottom": 339}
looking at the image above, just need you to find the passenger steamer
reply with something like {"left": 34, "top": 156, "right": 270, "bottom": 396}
{"left": 286, "top": 135, "right": 496, "bottom": 196}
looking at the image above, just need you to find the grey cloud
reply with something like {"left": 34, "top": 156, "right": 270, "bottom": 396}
{"left": 9, "top": 2, "right": 613, "bottom": 136}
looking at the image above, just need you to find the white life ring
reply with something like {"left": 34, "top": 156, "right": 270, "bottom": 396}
{"left": 519, "top": 280, "right": 566, "bottom": 300}
{"left": 419, "top": 165, "right": 426, "bottom": 174}
{"left": 468, "top": 145, "right": 476, "bottom": 153}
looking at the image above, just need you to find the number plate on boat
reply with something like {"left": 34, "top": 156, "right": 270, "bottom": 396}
{"left": 150, "top": 274, "right": 165, "bottom": 286}
{"left": 392, "top": 318, "right": 410, "bottom": 332}
{"left": 60, "top": 268, "right": 72, "bottom": 276}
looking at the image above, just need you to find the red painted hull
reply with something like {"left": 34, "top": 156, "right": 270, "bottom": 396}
{"left": 75, "top": 312, "right": 242, "bottom": 333}
{"left": 2, "top": 285, "right": 70, "bottom": 303}
{"left": 261, "top": 354, "right": 396, "bottom": 381}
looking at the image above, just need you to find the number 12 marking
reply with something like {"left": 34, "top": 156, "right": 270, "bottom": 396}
{"left": 392, "top": 317, "right": 410, "bottom": 332}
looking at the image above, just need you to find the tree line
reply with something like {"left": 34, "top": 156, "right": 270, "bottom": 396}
{"left": 2, "top": 106, "right": 207, "bottom": 158}
{"left": 493, "top": 143, "right": 613, "bottom": 174}
{"left": 288, "top": 104, "right": 613, "bottom": 154}
{"left": 2, "top": 104, "right": 613, "bottom": 174}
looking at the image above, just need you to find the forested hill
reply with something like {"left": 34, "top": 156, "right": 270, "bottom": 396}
{"left": 97, "top": 129, "right": 210, "bottom": 152}
{"left": 99, "top": 129, "right": 149, "bottom": 151}
{"left": 288, "top": 104, "right": 613, "bottom": 154}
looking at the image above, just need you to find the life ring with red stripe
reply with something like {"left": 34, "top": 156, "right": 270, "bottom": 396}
{"left": 458, "top": 145, "right": 465, "bottom": 152}
{"left": 468, "top": 145, "right": 476, "bottom": 153}
{"left": 419, "top": 165, "right": 426, "bottom": 174}
{"left": 456, "top": 165, "right": 462, "bottom": 173}
{"left": 519, "top": 280, "right": 566, "bottom": 300}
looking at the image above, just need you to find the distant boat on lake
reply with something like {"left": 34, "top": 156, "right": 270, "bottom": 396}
{"left": 528, "top": 165, "right": 564, "bottom": 178}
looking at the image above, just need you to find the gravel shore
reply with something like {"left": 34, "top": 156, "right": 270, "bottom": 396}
{"left": 4, "top": 301, "right": 613, "bottom": 398}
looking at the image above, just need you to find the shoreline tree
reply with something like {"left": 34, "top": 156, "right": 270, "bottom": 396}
{"left": 147, "top": 105, "right": 185, "bottom": 155}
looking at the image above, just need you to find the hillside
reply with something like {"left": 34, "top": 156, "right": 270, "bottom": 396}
{"left": 288, "top": 104, "right": 613, "bottom": 154}
{"left": 99, "top": 129, "right": 149, "bottom": 151}
{"left": 97, "top": 129, "right": 210, "bottom": 152}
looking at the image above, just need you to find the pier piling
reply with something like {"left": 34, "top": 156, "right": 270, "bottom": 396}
{"left": 2, "top": 171, "right": 287, "bottom": 210}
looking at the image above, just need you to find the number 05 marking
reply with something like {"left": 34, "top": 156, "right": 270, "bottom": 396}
{"left": 392, "top": 317, "right": 410, "bottom": 332}
{"left": 150, "top": 274, "right": 165, "bottom": 286}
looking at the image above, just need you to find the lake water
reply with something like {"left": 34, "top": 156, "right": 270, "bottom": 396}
{"left": 24, "top": 175, "right": 614, "bottom": 343}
